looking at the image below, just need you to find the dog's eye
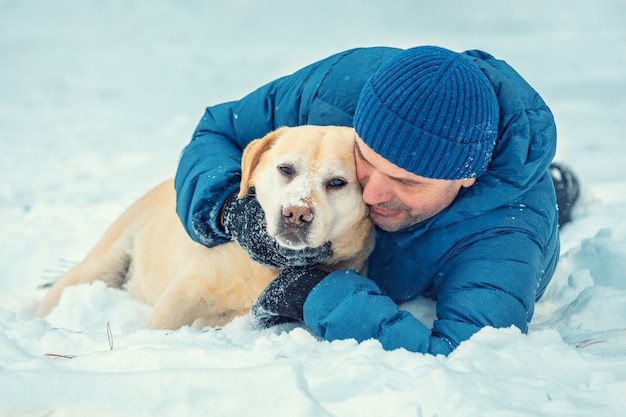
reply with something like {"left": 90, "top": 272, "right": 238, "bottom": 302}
{"left": 327, "top": 178, "right": 347, "bottom": 188}
{"left": 278, "top": 165, "right": 294, "bottom": 177}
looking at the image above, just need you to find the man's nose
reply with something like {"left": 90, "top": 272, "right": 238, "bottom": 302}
{"left": 361, "top": 172, "right": 391, "bottom": 206}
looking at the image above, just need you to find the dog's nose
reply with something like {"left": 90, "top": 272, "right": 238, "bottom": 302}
{"left": 283, "top": 205, "right": 313, "bottom": 225}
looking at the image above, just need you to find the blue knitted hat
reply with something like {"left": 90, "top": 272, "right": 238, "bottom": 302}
{"left": 354, "top": 46, "right": 499, "bottom": 180}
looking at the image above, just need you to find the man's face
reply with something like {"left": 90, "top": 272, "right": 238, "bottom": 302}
{"left": 354, "top": 136, "right": 476, "bottom": 232}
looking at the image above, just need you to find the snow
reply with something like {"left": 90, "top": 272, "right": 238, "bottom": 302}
{"left": 1, "top": 0, "right": 625, "bottom": 415}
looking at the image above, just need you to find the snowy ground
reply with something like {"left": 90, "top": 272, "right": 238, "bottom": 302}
{"left": 1, "top": 1, "right": 625, "bottom": 416}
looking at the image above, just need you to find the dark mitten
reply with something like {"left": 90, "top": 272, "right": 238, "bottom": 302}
{"left": 221, "top": 190, "right": 332, "bottom": 269}
{"left": 251, "top": 266, "right": 329, "bottom": 328}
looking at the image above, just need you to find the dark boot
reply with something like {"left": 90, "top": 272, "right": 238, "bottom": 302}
{"left": 549, "top": 162, "right": 580, "bottom": 227}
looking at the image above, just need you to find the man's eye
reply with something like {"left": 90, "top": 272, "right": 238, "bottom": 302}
{"left": 278, "top": 165, "right": 294, "bottom": 176}
{"left": 327, "top": 178, "right": 347, "bottom": 188}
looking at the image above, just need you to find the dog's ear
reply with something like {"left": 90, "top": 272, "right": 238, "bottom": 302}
{"left": 238, "top": 127, "right": 286, "bottom": 198}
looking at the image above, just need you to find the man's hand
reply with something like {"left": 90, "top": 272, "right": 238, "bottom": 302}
{"left": 251, "top": 266, "right": 329, "bottom": 327}
{"left": 221, "top": 190, "right": 332, "bottom": 269}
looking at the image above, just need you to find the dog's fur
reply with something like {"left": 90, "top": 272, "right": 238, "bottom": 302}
{"left": 34, "top": 126, "right": 374, "bottom": 329}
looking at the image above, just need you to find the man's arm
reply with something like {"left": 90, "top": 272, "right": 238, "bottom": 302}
{"left": 303, "top": 231, "right": 549, "bottom": 355}
{"left": 174, "top": 74, "right": 308, "bottom": 247}
{"left": 174, "top": 47, "right": 403, "bottom": 247}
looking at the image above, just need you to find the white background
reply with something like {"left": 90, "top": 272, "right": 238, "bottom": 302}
{"left": 1, "top": 1, "right": 625, "bottom": 416}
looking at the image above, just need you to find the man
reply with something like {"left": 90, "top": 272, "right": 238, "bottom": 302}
{"left": 175, "top": 46, "right": 579, "bottom": 355}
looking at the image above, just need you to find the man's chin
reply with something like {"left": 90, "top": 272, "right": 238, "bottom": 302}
{"left": 370, "top": 210, "right": 426, "bottom": 232}
{"left": 370, "top": 212, "right": 406, "bottom": 232}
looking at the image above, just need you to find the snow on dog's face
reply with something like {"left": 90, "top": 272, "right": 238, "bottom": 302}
{"left": 239, "top": 126, "right": 368, "bottom": 250}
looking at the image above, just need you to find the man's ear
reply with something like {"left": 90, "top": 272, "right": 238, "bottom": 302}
{"left": 238, "top": 127, "right": 287, "bottom": 198}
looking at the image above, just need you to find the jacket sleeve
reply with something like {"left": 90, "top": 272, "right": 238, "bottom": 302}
{"left": 174, "top": 57, "right": 329, "bottom": 247}
{"left": 430, "top": 228, "right": 550, "bottom": 352}
{"left": 303, "top": 227, "right": 551, "bottom": 356}
{"left": 174, "top": 72, "right": 309, "bottom": 247}
{"left": 303, "top": 271, "right": 437, "bottom": 353}
{"left": 174, "top": 47, "right": 400, "bottom": 246}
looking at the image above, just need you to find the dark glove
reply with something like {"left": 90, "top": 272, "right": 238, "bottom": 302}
{"left": 222, "top": 189, "right": 332, "bottom": 269}
{"left": 251, "top": 266, "right": 329, "bottom": 328}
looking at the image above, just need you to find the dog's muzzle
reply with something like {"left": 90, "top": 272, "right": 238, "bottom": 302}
{"left": 276, "top": 204, "right": 313, "bottom": 247}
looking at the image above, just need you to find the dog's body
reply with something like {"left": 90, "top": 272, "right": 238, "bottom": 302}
{"left": 35, "top": 126, "right": 374, "bottom": 329}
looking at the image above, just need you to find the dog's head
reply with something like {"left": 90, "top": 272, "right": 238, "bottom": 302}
{"left": 239, "top": 126, "right": 371, "bottom": 263}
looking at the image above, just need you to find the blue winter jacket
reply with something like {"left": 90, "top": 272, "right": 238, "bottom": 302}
{"left": 174, "top": 47, "right": 560, "bottom": 356}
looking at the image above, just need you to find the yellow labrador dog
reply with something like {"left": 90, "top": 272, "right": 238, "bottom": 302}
{"left": 35, "top": 126, "right": 374, "bottom": 330}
